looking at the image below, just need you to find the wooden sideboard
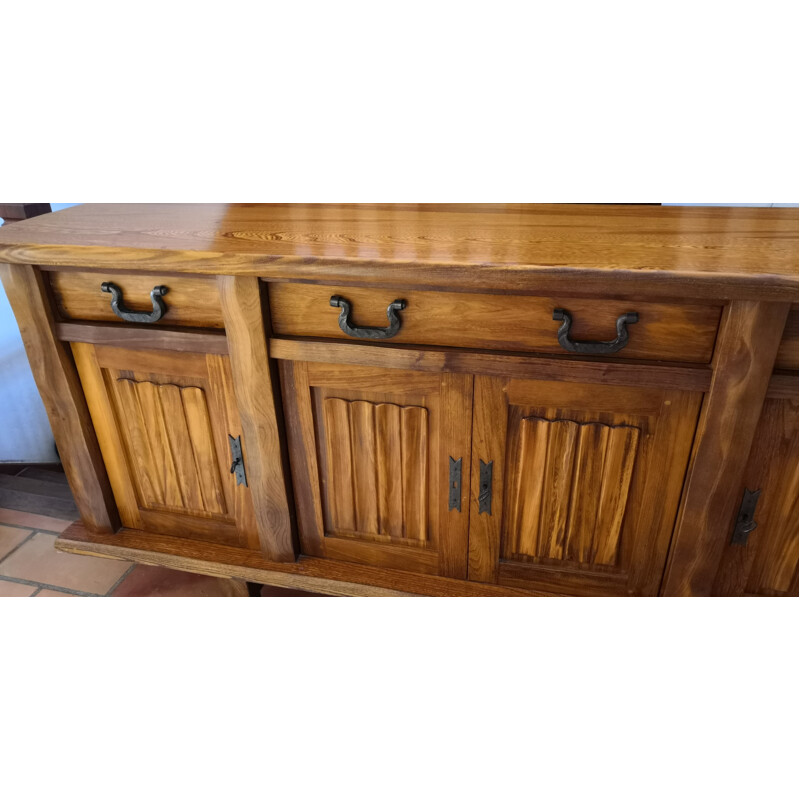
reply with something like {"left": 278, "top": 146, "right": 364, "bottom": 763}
{"left": 0, "top": 204, "right": 796, "bottom": 596}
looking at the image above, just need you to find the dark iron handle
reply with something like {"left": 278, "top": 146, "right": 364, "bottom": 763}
{"left": 101, "top": 282, "right": 169, "bottom": 324}
{"left": 552, "top": 308, "right": 638, "bottom": 355}
{"left": 330, "top": 295, "right": 406, "bottom": 340}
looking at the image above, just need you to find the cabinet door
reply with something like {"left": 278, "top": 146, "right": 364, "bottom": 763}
{"left": 712, "top": 396, "right": 799, "bottom": 596}
{"left": 279, "top": 361, "right": 473, "bottom": 577}
{"left": 468, "top": 377, "right": 702, "bottom": 595}
{"left": 72, "top": 343, "right": 259, "bottom": 549}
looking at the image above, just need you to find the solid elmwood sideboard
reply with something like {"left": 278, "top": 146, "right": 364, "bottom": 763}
{"left": 0, "top": 204, "right": 797, "bottom": 596}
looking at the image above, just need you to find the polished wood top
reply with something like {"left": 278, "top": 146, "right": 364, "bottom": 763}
{"left": 1, "top": 204, "right": 797, "bottom": 299}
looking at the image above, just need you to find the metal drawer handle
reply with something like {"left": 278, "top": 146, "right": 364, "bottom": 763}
{"left": 101, "top": 282, "right": 169, "bottom": 324}
{"left": 552, "top": 308, "right": 638, "bottom": 355}
{"left": 330, "top": 295, "right": 406, "bottom": 340}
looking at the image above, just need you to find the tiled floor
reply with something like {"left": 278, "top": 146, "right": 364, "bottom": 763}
{"left": 0, "top": 466, "right": 321, "bottom": 597}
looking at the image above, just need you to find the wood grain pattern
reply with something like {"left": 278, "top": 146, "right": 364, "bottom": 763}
{"left": 0, "top": 204, "right": 796, "bottom": 300}
{"left": 766, "top": 373, "right": 798, "bottom": 400}
{"left": 204, "top": 353, "right": 260, "bottom": 550}
{"left": 468, "top": 376, "right": 701, "bottom": 595}
{"left": 182, "top": 386, "right": 227, "bottom": 515}
{"left": 56, "top": 321, "right": 228, "bottom": 354}
{"left": 322, "top": 399, "right": 428, "bottom": 541}
{"left": 349, "top": 401, "right": 379, "bottom": 535}
{"left": 375, "top": 403, "right": 403, "bottom": 539}
{"left": 508, "top": 418, "right": 639, "bottom": 566}
{"left": 71, "top": 343, "right": 258, "bottom": 549}
{"left": 71, "top": 342, "right": 141, "bottom": 529}
{"left": 0, "top": 264, "right": 119, "bottom": 533}
{"left": 217, "top": 275, "right": 297, "bottom": 562}
{"left": 401, "top": 406, "right": 428, "bottom": 541}
{"left": 278, "top": 360, "right": 327, "bottom": 559}
{"left": 5, "top": 204, "right": 796, "bottom": 597}
{"left": 48, "top": 270, "right": 223, "bottom": 328}
{"left": 269, "top": 283, "right": 721, "bottom": 363}
{"left": 279, "top": 360, "right": 471, "bottom": 577}
{"left": 268, "top": 337, "right": 713, "bottom": 393}
{"left": 437, "top": 372, "right": 474, "bottom": 579}
{"left": 57, "top": 520, "right": 560, "bottom": 596}
{"left": 467, "top": 376, "right": 506, "bottom": 583}
{"left": 323, "top": 398, "right": 356, "bottom": 532}
{"left": 774, "top": 304, "right": 799, "bottom": 370}
{"left": 113, "top": 379, "right": 226, "bottom": 515}
{"left": 661, "top": 301, "right": 792, "bottom": 596}
{"left": 712, "top": 397, "right": 799, "bottom": 596}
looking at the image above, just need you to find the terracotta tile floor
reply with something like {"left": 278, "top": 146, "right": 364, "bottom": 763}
{"left": 0, "top": 468, "right": 322, "bottom": 597}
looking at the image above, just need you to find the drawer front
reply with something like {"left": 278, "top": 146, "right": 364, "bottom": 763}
{"left": 49, "top": 270, "right": 224, "bottom": 328}
{"left": 268, "top": 283, "right": 721, "bottom": 363}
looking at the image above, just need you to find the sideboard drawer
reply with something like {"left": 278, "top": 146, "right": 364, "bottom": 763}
{"left": 268, "top": 283, "right": 721, "bottom": 363}
{"left": 49, "top": 270, "right": 224, "bottom": 328}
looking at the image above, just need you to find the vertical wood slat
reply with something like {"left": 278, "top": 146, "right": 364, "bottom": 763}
{"left": 537, "top": 420, "right": 578, "bottom": 559}
{"left": 218, "top": 275, "right": 297, "bottom": 562}
{"left": 182, "top": 386, "right": 227, "bottom": 515}
{"left": 510, "top": 417, "right": 640, "bottom": 566}
{"left": 323, "top": 399, "right": 429, "bottom": 541}
{"left": 511, "top": 418, "right": 550, "bottom": 558}
{"left": 565, "top": 424, "right": 609, "bottom": 563}
{"left": 0, "top": 264, "right": 119, "bottom": 533}
{"left": 324, "top": 398, "right": 356, "bottom": 531}
{"left": 401, "top": 406, "right": 428, "bottom": 541}
{"left": 135, "top": 381, "right": 184, "bottom": 508}
{"left": 592, "top": 426, "right": 640, "bottom": 565}
{"left": 158, "top": 384, "right": 205, "bottom": 512}
{"left": 112, "top": 378, "right": 164, "bottom": 507}
{"left": 375, "top": 403, "right": 403, "bottom": 538}
{"left": 662, "top": 301, "right": 791, "bottom": 596}
{"left": 349, "top": 401, "right": 379, "bottom": 534}
{"left": 112, "top": 379, "right": 227, "bottom": 517}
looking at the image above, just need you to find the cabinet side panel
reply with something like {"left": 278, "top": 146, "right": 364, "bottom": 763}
{"left": 713, "top": 396, "right": 799, "bottom": 596}
{"left": 0, "top": 264, "right": 119, "bottom": 532}
{"left": 662, "top": 301, "right": 790, "bottom": 596}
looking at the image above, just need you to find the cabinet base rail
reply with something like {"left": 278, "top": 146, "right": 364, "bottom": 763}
{"left": 56, "top": 522, "right": 564, "bottom": 597}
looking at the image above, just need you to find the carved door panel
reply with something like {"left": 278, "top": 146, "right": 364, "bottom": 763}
{"left": 72, "top": 344, "right": 259, "bottom": 549}
{"left": 712, "top": 397, "right": 799, "bottom": 596}
{"left": 468, "top": 377, "right": 702, "bottom": 595}
{"left": 279, "top": 361, "right": 473, "bottom": 577}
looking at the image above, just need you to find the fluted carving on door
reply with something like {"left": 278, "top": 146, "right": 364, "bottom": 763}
{"left": 323, "top": 398, "right": 428, "bottom": 541}
{"left": 507, "top": 417, "right": 640, "bottom": 566}
{"left": 112, "top": 379, "right": 227, "bottom": 515}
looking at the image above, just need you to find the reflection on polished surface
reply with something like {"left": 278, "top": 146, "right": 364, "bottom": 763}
{"left": 0, "top": 204, "right": 796, "bottom": 305}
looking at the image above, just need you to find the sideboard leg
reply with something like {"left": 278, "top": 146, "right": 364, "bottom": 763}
{"left": 661, "top": 300, "right": 790, "bottom": 596}
{"left": 0, "top": 263, "right": 120, "bottom": 533}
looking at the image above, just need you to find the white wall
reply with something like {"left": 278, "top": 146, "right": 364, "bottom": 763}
{"left": 0, "top": 203, "right": 81, "bottom": 462}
